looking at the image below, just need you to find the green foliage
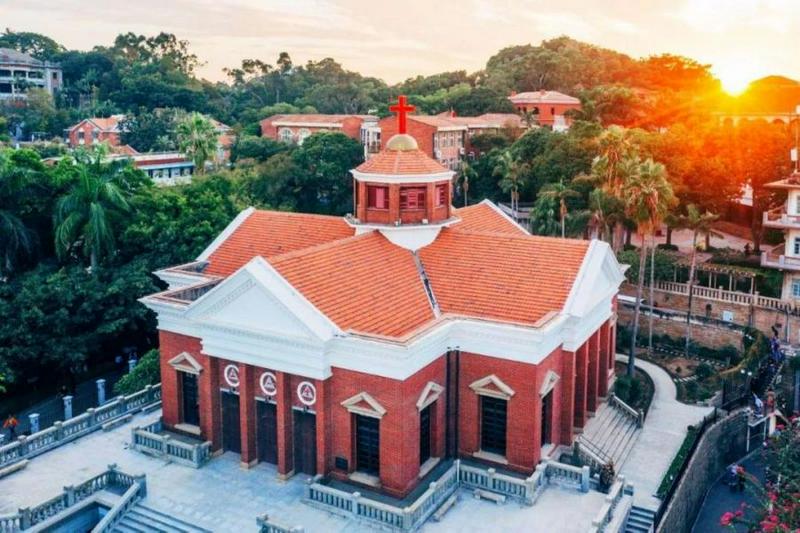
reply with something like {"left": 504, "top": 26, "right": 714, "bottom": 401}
{"left": 656, "top": 424, "right": 701, "bottom": 498}
{"left": 617, "top": 248, "right": 679, "bottom": 284}
{"left": 695, "top": 362, "right": 714, "bottom": 381}
{"left": 231, "top": 135, "right": 286, "bottom": 164}
{"left": 0, "top": 30, "right": 65, "bottom": 60}
{"left": 176, "top": 112, "right": 217, "bottom": 173}
{"left": 113, "top": 349, "right": 160, "bottom": 395}
{"left": 119, "top": 108, "right": 180, "bottom": 152}
{"left": 614, "top": 374, "right": 643, "bottom": 406}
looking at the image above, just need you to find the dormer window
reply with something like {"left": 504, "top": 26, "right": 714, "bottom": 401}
{"left": 400, "top": 187, "right": 426, "bottom": 210}
{"left": 367, "top": 186, "right": 389, "bottom": 209}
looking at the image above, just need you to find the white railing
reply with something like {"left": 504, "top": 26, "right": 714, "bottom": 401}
{"left": 304, "top": 459, "right": 586, "bottom": 531}
{"left": 130, "top": 419, "right": 211, "bottom": 468}
{"left": 0, "top": 384, "right": 161, "bottom": 470}
{"left": 608, "top": 393, "right": 643, "bottom": 427}
{"left": 0, "top": 465, "right": 145, "bottom": 531}
{"left": 652, "top": 280, "right": 800, "bottom": 312}
{"left": 91, "top": 478, "right": 146, "bottom": 533}
{"left": 588, "top": 477, "right": 629, "bottom": 533}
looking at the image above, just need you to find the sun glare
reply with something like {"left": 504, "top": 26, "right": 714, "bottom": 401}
{"left": 714, "top": 65, "right": 756, "bottom": 96}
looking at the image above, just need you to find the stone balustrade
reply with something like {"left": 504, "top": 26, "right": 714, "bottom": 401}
{"left": 608, "top": 393, "right": 643, "bottom": 427}
{"left": 0, "top": 464, "right": 145, "bottom": 531}
{"left": 0, "top": 385, "right": 161, "bottom": 471}
{"left": 588, "top": 477, "right": 629, "bottom": 533}
{"left": 303, "top": 459, "right": 592, "bottom": 532}
{"left": 256, "top": 514, "right": 304, "bottom": 533}
{"left": 130, "top": 418, "right": 211, "bottom": 468}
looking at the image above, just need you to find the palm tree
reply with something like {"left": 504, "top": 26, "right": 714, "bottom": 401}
{"left": 176, "top": 112, "right": 217, "bottom": 175}
{"left": 493, "top": 150, "right": 526, "bottom": 221}
{"left": 54, "top": 152, "right": 131, "bottom": 271}
{"left": 674, "top": 204, "right": 720, "bottom": 357}
{"left": 539, "top": 180, "right": 580, "bottom": 238}
{"left": 621, "top": 159, "right": 675, "bottom": 376}
{"left": 586, "top": 188, "right": 623, "bottom": 242}
{"left": 458, "top": 162, "right": 477, "bottom": 207}
{"left": 0, "top": 152, "right": 35, "bottom": 277}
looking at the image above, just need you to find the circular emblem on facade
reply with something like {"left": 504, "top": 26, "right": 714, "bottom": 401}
{"left": 297, "top": 381, "right": 317, "bottom": 406}
{"left": 223, "top": 364, "right": 240, "bottom": 388}
{"left": 259, "top": 371, "right": 278, "bottom": 397}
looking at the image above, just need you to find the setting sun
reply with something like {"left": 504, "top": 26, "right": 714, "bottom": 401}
{"left": 714, "top": 63, "right": 758, "bottom": 95}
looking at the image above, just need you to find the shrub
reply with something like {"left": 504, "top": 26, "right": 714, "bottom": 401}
{"left": 113, "top": 349, "right": 160, "bottom": 395}
{"left": 695, "top": 362, "right": 714, "bottom": 381}
{"left": 657, "top": 243, "right": 678, "bottom": 251}
{"left": 614, "top": 375, "right": 642, "bottom": 406}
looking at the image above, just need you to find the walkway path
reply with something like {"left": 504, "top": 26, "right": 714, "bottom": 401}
{"left": 616, "top": 354, "right": 713, "bottom": 510}
{"left": 691, "top": 453, "right": 765, "bottom": 533}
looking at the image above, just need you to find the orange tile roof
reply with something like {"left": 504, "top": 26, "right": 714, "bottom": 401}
{"left": 509, "top": 90, "right": 580, "bottom": 105}
{"left": 355, "top": 149, "right": 450, "bottom": 175}
{"left": 419, "top": 229, "right": 589, "bottom": 326}
{"left": 453, "top": 202, "right": 528, "bottom": 235}
{"left": 204, "top": 210, "right": 354, "bottom": 277}
{"left": 270, "top": 232, "right": 435, "bottom": 337}
{"left": 263, "top": 114, "right": 377, "bottom": 125}
{"left": 408, "top": 115, "right": 467, "bottom": 129}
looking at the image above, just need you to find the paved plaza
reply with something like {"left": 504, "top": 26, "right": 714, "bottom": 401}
{"left": 615, "top": 354, "right": 714, "bottom": 510}
{"left": 1, "top": 409, "right": 608, "bottom": 532}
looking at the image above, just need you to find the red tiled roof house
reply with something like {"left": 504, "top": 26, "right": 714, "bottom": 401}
{"left": 142, "top": 98, "right": 625, "bottom": 500}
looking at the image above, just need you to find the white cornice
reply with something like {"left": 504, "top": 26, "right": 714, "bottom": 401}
{"left": 351, "top": 170, "right": 455, "bottom": 184}
{"left": 273, "top": 121, "right": 343, "bottom": 128}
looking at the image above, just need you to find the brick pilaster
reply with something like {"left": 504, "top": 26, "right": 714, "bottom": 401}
{"left": 560, "top": 350, "right": 576, "bottom": 444}
{"left": 587, "top": 332, "right": 600, "bottom": 413}
{"left": 315, "top": 378, "right": 329, "bottom": 476}
{"left": 598, "top": 322, "right": 610, "bottom": 397}
{"left": 199, "top": 356, "right": 222, "bottom": 452}
{"left": 276, "top": 371, "right": 294, "bottom": 479}
{"left": 574, "top": 342, "right": 588, "bottom": 429}
{"left": 238, "top": 364, "right": 257, "bottom": 467}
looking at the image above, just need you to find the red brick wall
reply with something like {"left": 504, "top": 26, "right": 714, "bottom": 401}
{"left": 457, "top": 350, "right": 564, "bottom": 474}
{"left": 158, "top": 331, "right": 222, "bottom": 451}
{"left": 327, "top": 357, "right": 446, "bottom": 498}
{"left": 511, "top": 102, "right": 580, "bottom": 126}
{"left": 260, "top": 118, "right": 365, "bottom": 142}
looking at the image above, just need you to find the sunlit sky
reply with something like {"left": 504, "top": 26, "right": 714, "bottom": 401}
{"left": 1, "top": 0, "right": 798, "bottom": 87}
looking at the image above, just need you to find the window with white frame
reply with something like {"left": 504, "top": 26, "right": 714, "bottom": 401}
{"left": 278, "top": 128, "right": 293, "bottom": 143}
{"left": 794, "top": 237, "right": 800, "bottom": 256}
{"left": 793, "top": 279, "right": 800, "bottom": 298}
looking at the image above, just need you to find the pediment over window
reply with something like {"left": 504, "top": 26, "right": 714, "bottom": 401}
{"left": 539, "top": 370, "right": 560, "bottom": 397}
{"left": 416, "top": 381, "right": 444, "bottom": 411}
{"left": 168, "top": 352, "right": 203, "bottom": 375}
{"left": 469, "top": 374, "right": 515, "bottom": 400}
{"left": 341, "top": 392, "right": 387, "bottom": 419}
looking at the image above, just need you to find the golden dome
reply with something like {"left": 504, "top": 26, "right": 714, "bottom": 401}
{"left": 385, "top": 133, "right": 418, "bottom": 151}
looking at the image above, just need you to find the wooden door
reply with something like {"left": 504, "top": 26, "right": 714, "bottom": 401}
{"left": 293, "top": 410, "right": 316, "bottom": 475}
{"left": 181, "top": 372, "right": 199, "bottom": 426}
{"left": 221, "top": 390, "right": 241, "bottom": 454}
{"left": 256, "top": 400, "right": 277, "bottom": 464}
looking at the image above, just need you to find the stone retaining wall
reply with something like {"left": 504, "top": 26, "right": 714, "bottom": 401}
{"left": 655, "top": 411, "right": 749, "bottom": 533}
{"left": 617, "top": 305, "right": 743, "bottom": 350}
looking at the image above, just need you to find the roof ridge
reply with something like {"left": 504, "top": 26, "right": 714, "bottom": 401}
{"left": 445, "top": 227, "right": 590, "bottom": 245}
{"left": 268, "top": 230, "right": 379, "bottom": 264}
{"left": 252, "top": 209, "right": 347, "bottom": 221}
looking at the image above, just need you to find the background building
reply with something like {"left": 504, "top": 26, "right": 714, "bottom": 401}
{"left": 260, "top": 114, "right": 378, "bottom": 145}
{"left": 508, "top": 90, "right": 581, "bottom": 131}
{"left": 0, "top": 48, "right": 62, "bottom": 100}
{"left": 65, "top": 115, "right": 125, "bottom": 148}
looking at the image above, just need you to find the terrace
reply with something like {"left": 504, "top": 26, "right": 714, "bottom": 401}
{"left": 0, "top": 408, "right": 629, "bottom": 533}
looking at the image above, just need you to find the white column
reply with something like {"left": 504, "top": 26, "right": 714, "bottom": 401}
{"left": 96, "top": 379, "right": 106, "bottom": 405}
{"left": 63, "top": 395, "right": 73, "bottom": 419}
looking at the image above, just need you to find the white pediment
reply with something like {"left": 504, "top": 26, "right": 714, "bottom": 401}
{"left": 416, "top": 381, "right": 444, "bottom": 411}
{"left": 469, "top": 374, "right": 515, "bottom": 399}
{"left": 168, "top": 352, "right": 203, "bottom": 375}
{"left": 563, "top": 239, "right": 626, "bottom": 318}
{"left": 539, "top": 370, "right": 560, "bottom": 397}
{"left": 341, "top": 392, "right": 387, "bottom": 419}
{"left": 184, "top": 256, "right": 340, "bottom": 342}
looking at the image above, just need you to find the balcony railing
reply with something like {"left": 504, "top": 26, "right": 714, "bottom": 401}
{"left": 761, "top": 249, "right": 800, "bottom": 271}
{"left": 762, "top": 207, "right": 800, "bottom": 228}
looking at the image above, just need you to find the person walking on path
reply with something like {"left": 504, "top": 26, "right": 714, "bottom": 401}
{"left": 3, "top": 414, "right": 18, "bottom": 440}
{"left": 736, "top": 465, "right": 746, "bottom": 492}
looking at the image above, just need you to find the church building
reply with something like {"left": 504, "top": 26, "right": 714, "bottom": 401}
{"left": 141, "top": 96, "right": 625, "bottom": 499}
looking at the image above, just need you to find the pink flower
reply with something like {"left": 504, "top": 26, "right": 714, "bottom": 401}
{"left": 735, "top": 510, "right": 744, "bottom": 518}
{"left": 720, "top": 512, "right": 735, "bottom": 526}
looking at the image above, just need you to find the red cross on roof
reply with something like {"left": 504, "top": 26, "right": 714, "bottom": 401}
{"left": 389, "top": 95, "right": 415, "bottom": 134}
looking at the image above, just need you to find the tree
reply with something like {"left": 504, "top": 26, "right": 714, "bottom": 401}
{"left": 54, "top": 151, "right": 136, "bottom": 270}
{"left": 114, "top": 349, "right": 160, "bottom": 395}
{"left": 0, "top": 30, "right": 65, "bottom": 60}
{"left": 493, "top": 149, "right": 527, "bottom": 220}
{"left": 176, "top": 112, "right": 217, "bottom": 175}
{"left": 529, "top": 193, "right": 560, "bottom": 236}
{"left": 119, "top": 108, "right": 180, "bottom": 152}
{"left": 0, "top": 151, "right": 37, "bottom": 276}
{"left": 539, "top": 180, "right": 580, "bottom": 238}
{"left": 231, "top": 135, "right": 286, "bottom": 164}
{"left": 673, "top": 204, "right": 720, "bottom": 357}
{"left": 621, "top": 158, "right": 675, "bottom": 375}
{"left": 456, "top": 162, "right": 478, "bottom": 207}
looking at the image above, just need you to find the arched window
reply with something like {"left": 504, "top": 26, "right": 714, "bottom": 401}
{"left": 278, "top": 128, "right": 293, "bottom": 143}
{"left": 298, "top": 129, "right": 311, "bottom": 144}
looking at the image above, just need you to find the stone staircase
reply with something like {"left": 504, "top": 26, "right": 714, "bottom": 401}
{"left": 112, "top": 503, "right": 211, "bottom": 533}
{"left": 625, "top": 505, "right": 655, "bottom": 533}
{"left": 576, "top": 396, "right": 642, "bottom": 470}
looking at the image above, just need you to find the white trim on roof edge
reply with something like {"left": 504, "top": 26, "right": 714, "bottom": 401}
{"left": 480, "top": 199, "right": 530, "bottom": 235}
{"left": 351, "top": 170, "right": 455, "bottom": 184}
{"left": 196, "top": 207, "right": 255, "bottom": 262}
